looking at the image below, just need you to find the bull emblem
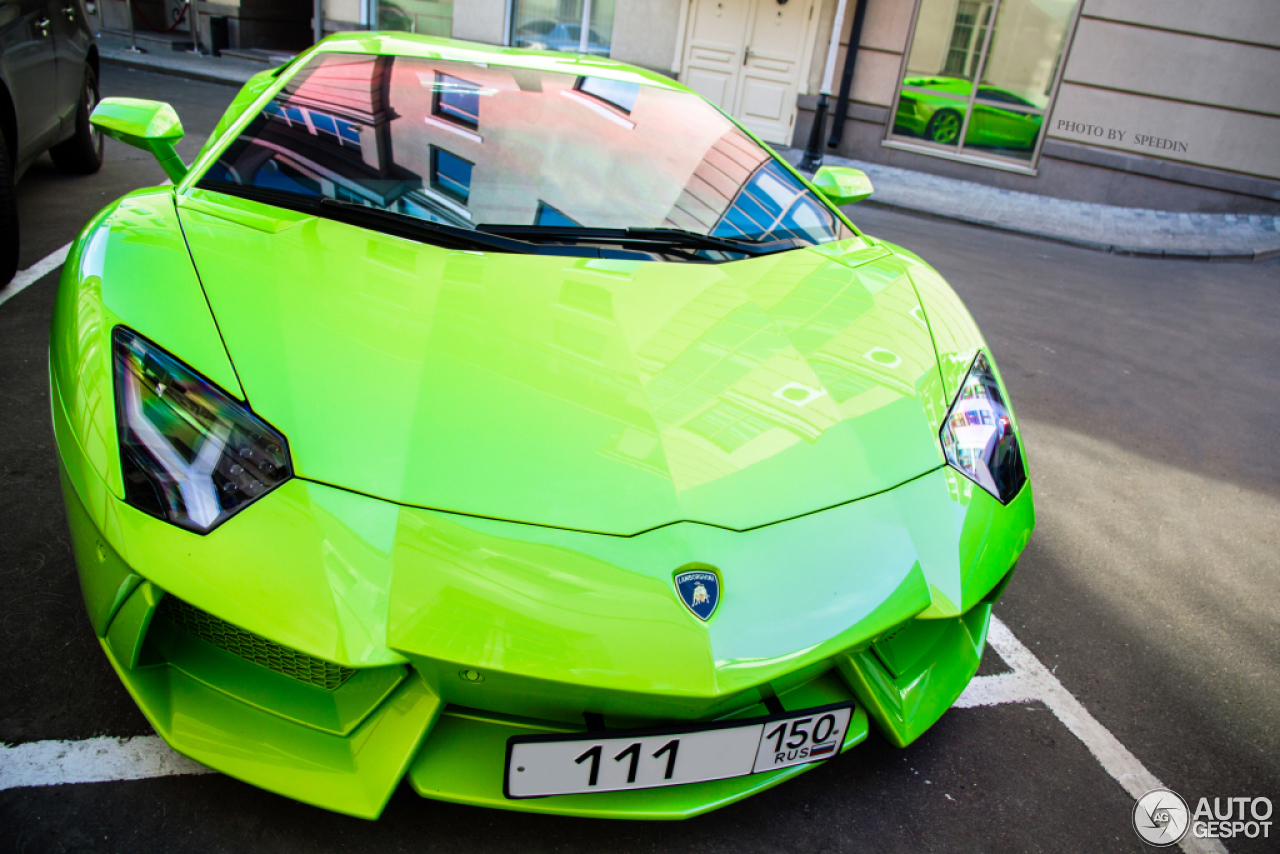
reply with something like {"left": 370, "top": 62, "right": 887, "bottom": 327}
{"left": 674, "top": 570, "right": 720, "bottom": 620}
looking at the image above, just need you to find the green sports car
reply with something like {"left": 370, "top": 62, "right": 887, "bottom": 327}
{"left": 894, "top": 76, "right": 1044, "bottom": 153}
{"left": 51, "top": 34, "right": 1033, "bottom": 819}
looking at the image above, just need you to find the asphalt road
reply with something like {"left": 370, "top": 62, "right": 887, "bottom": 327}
{"left": 1, "top": 64, "right": 1277, "bottom": 853}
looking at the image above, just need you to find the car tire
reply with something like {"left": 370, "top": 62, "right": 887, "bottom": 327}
{"left": 925, "top": 109, "right": 962, "bottom": 146}
{"left": 50, "top": 66, "right": 104, "bottom": 175}
{"left": 0, "top": 128, "right": 17, "bottom": 286}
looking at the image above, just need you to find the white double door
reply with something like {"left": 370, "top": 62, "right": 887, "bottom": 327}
{"left": 680, "top": 0, "right": 818, "bottom": 144}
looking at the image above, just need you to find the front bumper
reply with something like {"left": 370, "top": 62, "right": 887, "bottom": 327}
{"left": 57, "top": 383, "right": 1032, "bottom": 818}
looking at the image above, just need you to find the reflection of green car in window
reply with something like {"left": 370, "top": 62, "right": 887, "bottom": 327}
{"left": 895, "top": 76, "right": 1043, "bottom": 151}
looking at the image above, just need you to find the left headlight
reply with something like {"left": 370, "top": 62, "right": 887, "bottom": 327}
{"left": 113, "top": 327, "right": 291, "bottom": 533}
{"left": 939, "top": 352, "right": 1026, "bottom": 504}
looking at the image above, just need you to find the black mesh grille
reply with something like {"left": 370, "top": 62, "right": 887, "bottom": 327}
{"left": 159, "top": 596, "right": 355, "bottom": 690}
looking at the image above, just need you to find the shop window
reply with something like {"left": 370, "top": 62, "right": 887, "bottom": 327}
{"left": 431, "top": 147, "right": 473, "bottom": 204}
{"left": 378, "top": 1, "right": 453, "bottom": 37}
{"left": 510, "top": 0, "right": 616, "bottom": 57}
{"left": 434, "top": 72, "right": 482, "bottom": 128}
{"left": 889, "top": 0, "right": 1079, "bottom": 169}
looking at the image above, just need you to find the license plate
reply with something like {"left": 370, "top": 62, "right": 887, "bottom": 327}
{"left": 504, "top": 703, "right": 853, "bottom": 798}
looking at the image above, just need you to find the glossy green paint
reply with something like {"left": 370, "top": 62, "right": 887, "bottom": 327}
{"left": 382, "top": 466, "right": 1034, "bottom": 723}
{"left": 89, "top": 98, "right": 189, "bottom": 183}
{"left": 144, "top": 616, "right": 408, "bottom": 735}
{"left": 811, "top": 166, "right": 874, "bottom": 206}
{"left": 177, "top": 189, "right": 947, "bottom": 535}
{"left": 50, "top": 33, "right": 1036, "bottom": 819}
{"left": 102, "top": 612, "right": 440, "bottom": 818}
{"left": 49, "top": 189, "right": 243, "bottom": 502}
{"left": 193, "top": 68, "right": 278, "bottom": 165}
{"left": 840, "top": 603, "right": 991, "bottom": 748}
{"left": 104, "top": 578, "right": 161, "bottom": 669}
{"left": 54, "top": 416, "right": 1030, "bottom": 816}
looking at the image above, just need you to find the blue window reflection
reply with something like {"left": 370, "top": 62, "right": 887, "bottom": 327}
{"left": 252, "top": 160, "right": 320, "bottom": 197}
{"left": 432, "top": 147, "right": 473, "bottom": 203}
{"left": 536, "top": 201, "right": 580, "bottom": 227}
{"left": 337, "top": 120, "right": 361, "bottom": 146}
{"left": 577, "top": 77, "right": 639, "bottom": 113}
{"left": 712, "top": 162, "right": 838, "bottom": 244}
{"left": 436, "top": 73, "right": 481, "bottom": 128}
{"left": 311, "top": 112, "right": 337, "bottom": 136}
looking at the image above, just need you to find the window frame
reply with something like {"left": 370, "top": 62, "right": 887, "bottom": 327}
{"left": 429, "top": 145, "right": 474, "bottom": 205}
{"left": 432, "top": 71, "right": 482, "bottom": 129}
{"left": 883, "top": 0, "right": 1085, "bottom": 174}
{"left": 575, "top": 75, "right": 638, "bottom": 115}
{"left": 505, "top": 0, "right": 614, "bottom": 56}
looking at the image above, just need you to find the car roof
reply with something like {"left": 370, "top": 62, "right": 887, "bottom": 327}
{"left": 308, "top": 32, "right": 689, "bottom": 93}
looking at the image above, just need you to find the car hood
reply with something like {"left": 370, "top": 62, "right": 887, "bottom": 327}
{"left": 177, "top": 191, "right": 947, "bottom": 535}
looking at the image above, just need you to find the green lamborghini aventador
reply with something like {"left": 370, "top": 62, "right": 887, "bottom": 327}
{"left": 894, "top": 75, "right": 1045, "bottom": 155}
{"left": 51, "top": 33, "right": 1034, "bottom": 819}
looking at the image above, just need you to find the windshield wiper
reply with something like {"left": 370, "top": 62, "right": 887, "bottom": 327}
{"left": 477, "top": 225, "right": 800, "bottom": 257}
{"left": 194, "top": 181, "right": 658, "bottom": 260}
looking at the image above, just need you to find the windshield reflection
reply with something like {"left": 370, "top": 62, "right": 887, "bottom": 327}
{"left": 202, "top": 53, "right": 849, "bottom": 250}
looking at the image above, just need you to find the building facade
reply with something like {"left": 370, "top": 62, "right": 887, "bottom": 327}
{"left": 366, "top": 0, "right": 1277, "bottom": 213}
{"left": 805, "top": 0, "right": 1280, "bottom": 212}
{"left": 105, "top": 0, "right": 1279, "bottom": 212}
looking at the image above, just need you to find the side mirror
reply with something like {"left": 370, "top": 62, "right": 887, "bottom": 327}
{"left": 90, "top": 98, "right": 188, "bottom": 184}
{"left": 811, "top": 165, "right": 873, "bottom": 206}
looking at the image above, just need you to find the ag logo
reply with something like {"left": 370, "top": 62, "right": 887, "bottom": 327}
{"left": 1133, "top": 788, "right": 1190, "bottom": 846}
{"left": 674, "top": 569, "right": 720, "bottom": 621}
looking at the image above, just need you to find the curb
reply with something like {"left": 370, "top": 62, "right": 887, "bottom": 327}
{"left": 858, "top": 199, "right": 1276, "bottom": 262}
{"left": 101, "top": 49, "right": 260, "bottom": 87}
{"left": 778, "top": 148, "right": 1280, "bottom": 263}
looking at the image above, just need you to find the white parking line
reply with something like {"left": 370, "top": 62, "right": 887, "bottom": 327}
{"left": 0, "top": 736, "right": 212, "bottom": 790}
{"left": 0, "top": 617, "right": 1228, "bottom": 852}
{"left": 958, "top": 619, "right": 1228, "bottom": 854}
{"left": 0, "top": 242, "right": 72, "bottom": 308}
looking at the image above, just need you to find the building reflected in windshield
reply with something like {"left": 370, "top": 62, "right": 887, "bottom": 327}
{"left": 205, "top": 53, "right": 849, "bottom": 247}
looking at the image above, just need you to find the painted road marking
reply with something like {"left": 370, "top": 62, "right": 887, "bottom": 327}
{"left": 0, "top": 242, "right": 72, "bottom": 308}
{"left": 0, "top": 735, "right": 212, "bottom": 790}
{"left": 0, "top": 617, "right": 1229, "bottom": 852}
{"left": 957, "top": 619, "right": 1228, "bottom": 854}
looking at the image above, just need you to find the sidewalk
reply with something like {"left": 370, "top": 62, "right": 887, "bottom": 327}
{"left": 98, "top": 42, "right": 1280, "bottom": 262}
{"left": 778, "top": 148, "right": 1279, "bottom": 262}
{"left": 100, "top": 33, "right": 267, "bottom": 87}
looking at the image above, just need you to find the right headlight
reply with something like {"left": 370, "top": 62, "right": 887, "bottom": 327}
{"left": 113, "top": 327, "right": 291, "bottom": 534}
{"left": 939, "top": 352, "right": 1026, "bottom": 504}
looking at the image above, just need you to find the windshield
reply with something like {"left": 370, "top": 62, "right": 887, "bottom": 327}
{"left": 200, "top": 53, "right": 852, "bottom": 250}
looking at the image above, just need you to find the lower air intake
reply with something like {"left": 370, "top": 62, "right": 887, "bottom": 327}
{"left": 159, "top": 595, "right": 355, "bottom": 690}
